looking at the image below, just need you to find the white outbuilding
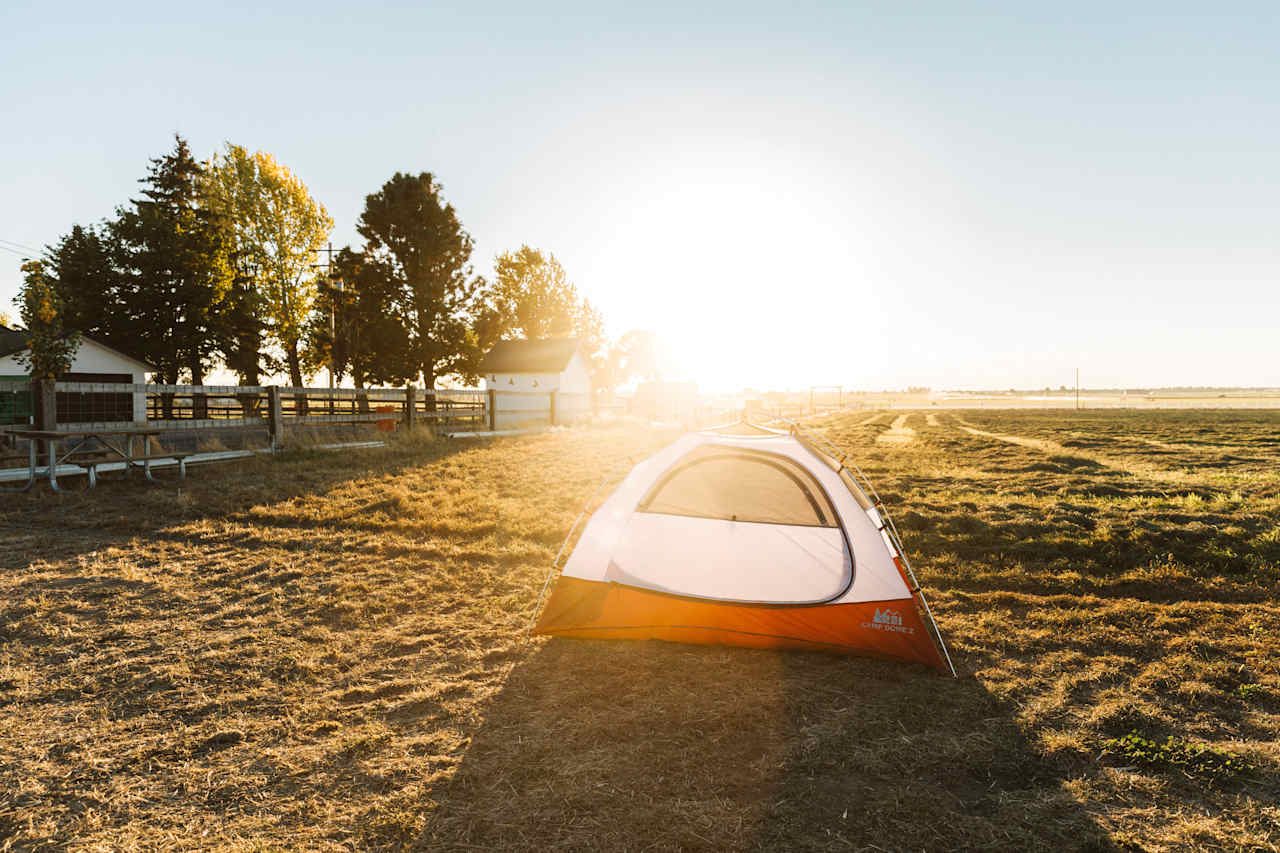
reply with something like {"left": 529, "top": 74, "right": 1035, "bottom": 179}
{"left": 479, "top": 338, "right": 591, "bottom": 428}
{"left": 0, "top": 326, "right": 153, "bottom": 426}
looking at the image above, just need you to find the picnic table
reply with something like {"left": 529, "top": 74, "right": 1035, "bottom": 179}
{"left": 3, "top": 427, "right": 189, "bottom": 492}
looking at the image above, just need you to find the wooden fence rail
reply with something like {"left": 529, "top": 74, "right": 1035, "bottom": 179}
{"left": 0, "top": 381, "right": 601, "bottom": 447}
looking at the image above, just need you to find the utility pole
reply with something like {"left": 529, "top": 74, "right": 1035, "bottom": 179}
{"left": 310, "top": 243, "right": 340, "bottom": 414}
{"left": 320, "top": 243, "right": 337, "bottom": 392}
{"left": 1075, "top": 367, "right": 1080, "bottom": 411}
{"left": 328, "top": 245, "right": 336, "bottom": 396}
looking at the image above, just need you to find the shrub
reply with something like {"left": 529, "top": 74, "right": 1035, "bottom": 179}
{"left": 1235, "top": 683, "right": 1266, "bottom": 702}
{"left": 1101, "top": 732, "right": 1250, "bottom": 781}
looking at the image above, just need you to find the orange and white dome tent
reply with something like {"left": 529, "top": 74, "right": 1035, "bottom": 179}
{"left": 533, "top": 422, "right": 956, "bottom": 675}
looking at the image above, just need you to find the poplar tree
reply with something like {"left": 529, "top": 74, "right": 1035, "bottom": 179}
{"left": 203, "top": 144, "right": 333, "bottom": 390}
{"left": 480, "top": 245, "right": 607, "bottom": 386}
{"left": 16, "top": 260, "right": 79, "bottom": 381}
{"left": 485, "top": 246, "right": 604, "bottom": 352}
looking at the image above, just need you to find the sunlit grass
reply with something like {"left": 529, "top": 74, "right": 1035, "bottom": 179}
{"left": 0, "top": 411, "right": 1277, "bottom": 850}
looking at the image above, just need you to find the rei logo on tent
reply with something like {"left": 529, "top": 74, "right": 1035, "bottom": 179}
{"left": 864, "top": 607, "right": 915, "bottom": 635}
{"left": 873, "top": 608, "right": 903, "bottom": 626}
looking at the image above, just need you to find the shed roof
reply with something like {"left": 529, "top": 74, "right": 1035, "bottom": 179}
{"left": 0, "top": 326, "right": 154, "bottom": 370}
{"left": 0, "top": 326, "right": 27, "bottom": 359}
{"left": 479, "top": 338, "right": 583, "bottom": 374}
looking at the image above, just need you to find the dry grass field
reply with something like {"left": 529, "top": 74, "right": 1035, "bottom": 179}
{"left": 2, "top": 411, "right": 1278, "bottom": 851}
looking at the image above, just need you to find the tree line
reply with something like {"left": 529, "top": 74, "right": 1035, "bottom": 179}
{"left": 19, "top": 135, "right": 655, "bottom": 393}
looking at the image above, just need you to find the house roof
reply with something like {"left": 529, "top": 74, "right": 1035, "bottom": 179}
{"left": 0, "top": 326, "right": 26, "bottom": 359}
{"left": 479, "top": 337, "right": 583, "bottom": 374}
{"left": 0, "top": 325, "right": 154, "bottom": 371}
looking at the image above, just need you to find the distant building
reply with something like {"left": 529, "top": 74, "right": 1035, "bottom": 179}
{"left": 633, "top": 380, "right": 699, "bottom": 425}
{"left": 479, "top": 338, "right": 591, "bottom": 428}
{"left": 0, "top": 326, "right": 153, "bottom": 426}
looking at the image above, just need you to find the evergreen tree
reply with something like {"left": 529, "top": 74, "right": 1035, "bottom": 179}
{"left": 109, "top": 135, "right": 232, "bottom": 386}
{"left": 44, "top": 224, "right": 128, "bottom": 352}
{"left": 304, "top": 247, "right": 413, "bottom": 394}
{"left": 357, "top": 172, "right": 481, "bottom": 390}
{"left": 221, "top": 262, "right": 272, "bottom": 387}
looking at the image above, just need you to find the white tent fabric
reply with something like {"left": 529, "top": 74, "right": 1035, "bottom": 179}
{"left": 560, "top": 430, "right": 913, "bottom": 607}
{"left": 536, "top": 423, "right": 954, "bottom": 672}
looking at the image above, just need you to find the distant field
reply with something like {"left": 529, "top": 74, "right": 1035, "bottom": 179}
{"left": 817, "top": 392, "right": 1280, "bottom": 410}
{"left": 1, "top": 412, "right": 1278, "bottom": 851}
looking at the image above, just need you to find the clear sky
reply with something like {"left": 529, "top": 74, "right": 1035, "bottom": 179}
{"left": 2, "top": 1, "right": 1276, "bottom": 391}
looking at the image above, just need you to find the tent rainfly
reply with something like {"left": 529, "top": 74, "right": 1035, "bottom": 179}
{"left": 534, "top": 421, "right": 955, "bottom": 674}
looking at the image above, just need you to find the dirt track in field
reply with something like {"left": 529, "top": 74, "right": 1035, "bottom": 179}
{"left": 875, "top": 413, "right": 917, "bottom": 445}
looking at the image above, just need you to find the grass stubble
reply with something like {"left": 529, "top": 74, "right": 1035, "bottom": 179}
{"left": 0, "top": 411, "right": 1278, "bottom": 851}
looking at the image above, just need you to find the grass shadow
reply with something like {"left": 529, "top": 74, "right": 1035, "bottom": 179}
{"left": 0, "top": 430, "right": 477, "bottom": 566}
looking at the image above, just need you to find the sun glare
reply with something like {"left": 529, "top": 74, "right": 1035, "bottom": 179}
{"left": 588, "top": 152, "right": 890, "bottom": 391}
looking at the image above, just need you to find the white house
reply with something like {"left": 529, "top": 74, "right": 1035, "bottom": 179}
{"left": 0, "top": 326, "right": 153, "bottom": 426}
{"left": 479, "top": 338, "right": 591, "bottom": 428}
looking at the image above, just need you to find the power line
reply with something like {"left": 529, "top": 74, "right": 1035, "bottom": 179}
{"left": 0, "top": 238, "right": 40, "bottom": 253}
{"left": 0, "top": 243, "right": 32, "bottom": 258}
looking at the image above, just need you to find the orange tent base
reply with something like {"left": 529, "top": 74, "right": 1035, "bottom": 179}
{"left": 535, "top": 577, "right": 948, "bottom": 673}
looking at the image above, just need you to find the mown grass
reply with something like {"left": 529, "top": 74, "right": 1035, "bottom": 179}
{"left": 2, "top": 411, "right": 1279, "bottom": 851}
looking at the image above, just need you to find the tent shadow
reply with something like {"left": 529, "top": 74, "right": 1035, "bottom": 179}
{"left": 418, "top": 637, "right": 1116, "bottom": 852}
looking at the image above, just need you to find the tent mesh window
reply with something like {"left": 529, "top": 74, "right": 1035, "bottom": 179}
{"left": 637, "top": 446, "right": 837, "bottom": 527}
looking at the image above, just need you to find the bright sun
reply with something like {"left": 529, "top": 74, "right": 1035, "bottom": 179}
{"left": 582, "top": 152, "right": 890, "bottom": 391}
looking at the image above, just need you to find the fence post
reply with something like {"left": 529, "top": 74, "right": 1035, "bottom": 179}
{"left": 549, "top": 390, "right": 557, "bottom": 427}
{"left": 487, "top": 388, "right": 496, "bottom": 431}
{"left": 404, "top": 386, "right": 417, "bottom": 429}
{"left": 267, "top": 386, "right": 282, "bottom": 451}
